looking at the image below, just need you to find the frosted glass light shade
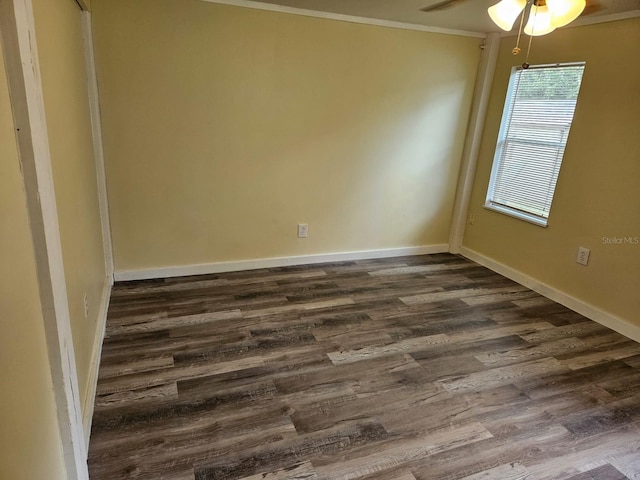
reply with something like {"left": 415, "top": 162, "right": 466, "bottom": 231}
{"left": 524, "top": 4, "right": 556, "bottom": 36}
{"left": 488, "top": 0, "right": 527, "bottom": 31}
{"left": 547, "top": 0, "right": 586, "bottom": 28}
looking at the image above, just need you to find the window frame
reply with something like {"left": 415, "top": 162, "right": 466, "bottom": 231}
{"left": 484, "top": 61, "right": 586, "bottom": 228}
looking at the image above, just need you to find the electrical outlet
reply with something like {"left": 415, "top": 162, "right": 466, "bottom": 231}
{"left": 297, "top": 224, "right": 308, "bottom": 238}
{"left": 576, "top": 246, "right": 590, "bottom": 266}
{"left": 83, "top": 293, "right": 89, "bottom": 318}
{"left": 469, "top": 213, "right": 475, "bottom": 226}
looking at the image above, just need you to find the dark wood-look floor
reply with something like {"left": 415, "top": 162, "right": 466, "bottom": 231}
{"left": 88, "top": 253, "right": 640, "bottom": 480}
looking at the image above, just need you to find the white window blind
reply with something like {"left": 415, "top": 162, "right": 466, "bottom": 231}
{"left": 486, "top": 63, "right": 585, "bottom": 226}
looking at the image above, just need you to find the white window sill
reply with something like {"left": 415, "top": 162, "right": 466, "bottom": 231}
{"left": 483, "top": 203, "right": 549, "bottom": 228}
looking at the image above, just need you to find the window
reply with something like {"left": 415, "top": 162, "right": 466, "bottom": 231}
{"left": 485, "top": 62, "right": 585, "bottom": 227}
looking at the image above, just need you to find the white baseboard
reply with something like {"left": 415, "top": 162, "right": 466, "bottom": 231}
{"left": 114, "top": 244, "right": 450, "bottom": 282}
{"left": 82, "top": 274, "right": 113, "bottom": 448}
{"left": 459, "top": 246, "right": 640, "bottom": 344}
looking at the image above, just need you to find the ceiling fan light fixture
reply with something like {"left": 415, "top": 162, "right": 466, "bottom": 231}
{"left": 524, "top": 3, "right": 557, "bottom": 36}
{"left": 547, "top": 0, "right": 586, "bottom": 28}
{"left": 488, "top": 0, "right": 527, "bottom": 31}
{"left": 490, "top": 0, "right": 585, "bottom": 66}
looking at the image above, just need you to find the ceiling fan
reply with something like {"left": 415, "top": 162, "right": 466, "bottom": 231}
{"left": 420, "top": 0, "right": 603, "bottom": 68}
{"left": 420, "top": 0, "right": 602, "bottom": 17}
{"left": 419, "top": 0, "right": 466, "bottom": 12}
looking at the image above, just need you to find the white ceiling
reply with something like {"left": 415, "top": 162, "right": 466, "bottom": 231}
{"left": 245, "top": 0, "right": 640, "bottom": 34}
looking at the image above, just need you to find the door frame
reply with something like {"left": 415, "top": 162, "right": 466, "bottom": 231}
{"left": 0, "top": 0, "right": 89, "bottom": 478}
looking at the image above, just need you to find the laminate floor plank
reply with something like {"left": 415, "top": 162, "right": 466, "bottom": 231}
{"left": 311, "top": 421, "right": 493, "bottom": 480}
{"left": 519, "top": 321, "right": 611, "bottom": 343}
{"left": 88, "top": 254, "right": 640, "bottom": 480}
{"left": 522, "top": 425, "right": 640, "bottom": 480}
{"left": 515, "top": 359, "right": 638, "bottom": 400}
{"left": 410, "top": 424, "right": 572, "bottom": 480}
{"left": 457, "top": 462, "right": 531, "bottom": 480}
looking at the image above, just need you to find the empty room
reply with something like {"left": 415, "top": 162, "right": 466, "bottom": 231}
{"left": 1, "top": 0, "right": 640, "bottom": 478}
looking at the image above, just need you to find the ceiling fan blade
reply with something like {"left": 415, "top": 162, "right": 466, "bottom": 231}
{"left": 420, "top": 0, "right": 466, "bottom": 13}
{"left": 581, "top": 0, "right": 604, "bottom": 16}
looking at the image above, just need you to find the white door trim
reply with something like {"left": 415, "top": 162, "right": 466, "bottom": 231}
{"left": 0, "top": 0, "right": 89, "bottom": 478}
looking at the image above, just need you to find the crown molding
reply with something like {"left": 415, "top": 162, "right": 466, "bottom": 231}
{"left": 569, "top": 9, "right": 640, "bottom": 28}
{"left": 200, "top": 0, "right": 486, "bottom": 38}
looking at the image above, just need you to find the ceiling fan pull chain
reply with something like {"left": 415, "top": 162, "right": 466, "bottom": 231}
{"left": 524, "top": 1, "right": 536, "bottom": 68}
{"left": 512, "top": 0, "right": 531, "bottom": 56}
{"left": 523, "top": 30, "right": 534, "bottom": 68}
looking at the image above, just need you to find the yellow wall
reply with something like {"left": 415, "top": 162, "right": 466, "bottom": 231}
{"left": 464, "top": 18, "right": 640, "bottom": 325}
{"left": 33, "top": 0, "right": 107, "bottom": 407}
{"left": 0, "top": 41, "right": 67, "bottom": 480}
{"left": 91, "top": 0, "right": 482, "bottom": 272}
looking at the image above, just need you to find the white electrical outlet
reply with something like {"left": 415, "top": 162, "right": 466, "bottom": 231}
{"left": 297, "top": 223, "right": 308, "bottom": 238}
{"left": 576, "top": 246, "right": 590, "bottom": 266}
{"left": 83, "top": 293, "right": 89, "bottom": 318}
{"left": 469, "top": 213, "right": 475, "bottom": 225}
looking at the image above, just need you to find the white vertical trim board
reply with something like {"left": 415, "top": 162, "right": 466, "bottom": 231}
{"left": 81, "top": 11, "right": 113, "bottom": 278}
{"left": 82, "top": 274, "right": 112, "bottom": 446}
{"left": 459, "top": 247, "right": 640, "bottom": 344}
{"left": 75, "top": 0, "right": 90, "bottom": 11}
{"left": 114, "top": 244, "right": 450, "bottom": 281}
{"left": 200, "top": 0, "right": 486, "bottom": 38}
{"left": 0, "top": 0, "right": 89, "bottom": 478}
{"left": 449, "top": 33, "right": 500, "bottom": 254}
{"left": 80, "top": 11, "right": 114, "bottom": 445}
